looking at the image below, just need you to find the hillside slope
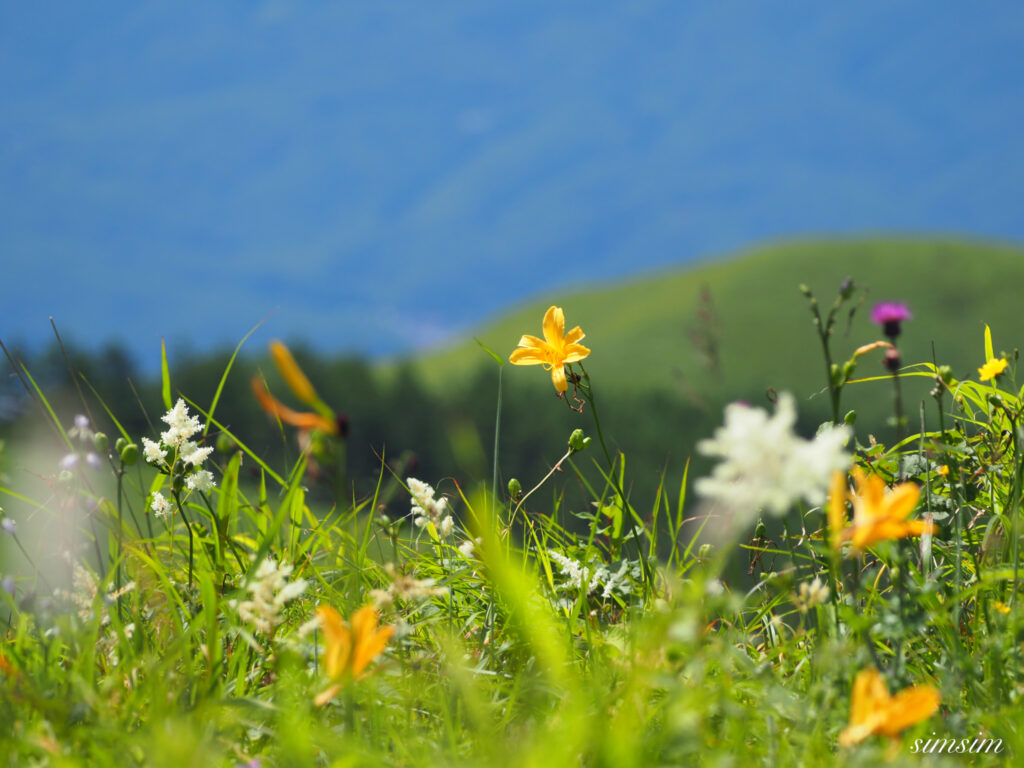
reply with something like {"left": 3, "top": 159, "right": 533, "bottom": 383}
{"left": 411, "top": 238, "right": 1024, "bottom": 422}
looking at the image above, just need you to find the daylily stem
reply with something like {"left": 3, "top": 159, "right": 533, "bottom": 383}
{"left": 577, "top": 363, "right": 653, "bottom": 594}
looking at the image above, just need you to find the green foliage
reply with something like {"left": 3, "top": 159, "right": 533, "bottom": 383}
{"left": 4, "top": 246, "right": 1024, "bottom": 764}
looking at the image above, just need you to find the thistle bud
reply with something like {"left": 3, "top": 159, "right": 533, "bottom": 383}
{"left": 119, "top": 442, "right": 139, "bottom": 466}
{"left": 883, "top": 348, "right": 901, "bottom": 373}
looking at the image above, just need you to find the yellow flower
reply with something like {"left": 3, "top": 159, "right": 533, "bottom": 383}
{"left": 979, "top": 357, "right": 1008, "bottom": 382}
{"left": 839, "top": 668, "right": 940, "bottom": 747}
{"left": 936, "top": 464, "right": 949, "bottom": 477}
{"left": 314, "top": 605, "right": 394, "bottom": 706}
{"left": 509, "top": 306, "right": 591, "bottom": 393}
{"left": 994, "top": 601, "right": 1011, "bottom": 614}
{"left": 838, "top": 468, "right": 934, "bottom": 552}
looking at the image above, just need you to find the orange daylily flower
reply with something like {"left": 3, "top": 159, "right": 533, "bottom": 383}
{"left": 251, "top": 378, "right": 337, "bottom": 435}
{"left": 509, "top": 306, "right": 591, "bottom": 393}
{"left": 314, "top": 605, "right": 394, "bottom": 706}
{"left": 837, "top": 468, "right": 934, "bottom": 552}
{"left": 839, "top": 668, "right": 940, "bottom": 747}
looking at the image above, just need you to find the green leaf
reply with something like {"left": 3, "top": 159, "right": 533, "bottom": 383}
{"left": 204, "top": 318, "right": 265, "bottom": 438}
{"left": 160, "top": 339, "right": 172, "bottom": 410}
{"left": 475, "top": 337, "right": 504, "bottom": 367}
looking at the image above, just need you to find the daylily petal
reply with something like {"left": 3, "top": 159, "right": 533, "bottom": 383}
{"left": 878, "top": 686, "right": 941, "bottom": 737}
{"left": 542, "top": 306, "right": 565, "bottom": 346}
{"left": 885, "top": 483, "right": 922, "bottom": 521}
{"left": 270, "top": 340, "right": 319, "bottom": 407}
{"left": 510, "top": 348, "right": 547, "bottom": 366}
{"left": 349, "top": 606, "right": 393, "bottom": 678}
{"left": 317, "top": 606, "right": 352, "bottom": 680}
{"left": 353, "top": 626, "right": 394, "bottom": 678}
{"left": 517, "top": 334, "right": 548, "bottom": 350}
{"left": 564, "top": 326, "right": 586, "bottom": 345}
{"left": 252, "top": 378, "right": 338, "bottom": 434}
{"left": 314, "top": 682, "right": 343, "bottom": 707}
{"left": 852, "top": 468, "right": 885, "bottom": 519}
{"left": 562, "top": 343, "right": 591, "bottom": 363}
{"left": 828, "top": 471, "right": 848, "bottom": 550}
{"left": 550, "top": 364, "right": 568, "bottom": 393}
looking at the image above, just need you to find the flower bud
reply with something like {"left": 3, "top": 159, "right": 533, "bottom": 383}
{"left": 568, "top": 429, "right": 591, "bottom": 453}
{"left": 844, "top": 410, "right": 857, "bottom": 425}
{"left": 838, "top": 277, "right": 854, "bottom": 300}
{"left": 754, "top": 519, "right": 767, "bottom": 539}
{"left": 119, "top": 442, "right": 139, "bottom": 466}
{"left": 937, "top": 365, "right": 954, "bottom": 385}
{"left": 698, "top": 543, "right": 714, "bottom": 560}
{"left": 507, "top": 478, "right": 522, "bottom": 498}
{"left": 115, "top": 437, "right": 128, "bottom": 454}
{"left": 216, "top": 433, "right": 235, "bottom": 454}
{"left": 883, "top": 348, "right": 901, "bottom": 373}
{"left": 93, "top": 432, "right": 109, "bottom": 452}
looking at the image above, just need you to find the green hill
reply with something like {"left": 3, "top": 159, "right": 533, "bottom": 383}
{"left": 410, "top": 238, "right": 1024, "bottom": 425}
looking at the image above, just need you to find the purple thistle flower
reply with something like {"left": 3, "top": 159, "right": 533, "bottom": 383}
{"left": 871, "top": 302, "right": 912, "bottom": 339}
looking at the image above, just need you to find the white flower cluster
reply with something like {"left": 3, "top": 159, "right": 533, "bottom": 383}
{"left": 795, "top": 577, "right": 830, "bottom": 613}
{"left": 696, "top": 392, "right": 851, "bottom": 518}
{"left": 235, "top": 558, "right": 307, "bottom": 636}
{"left": 150, "top": 492, "right": 172, "bottom": 519}
{"left": 142, "top": 399, "right": 217, "bottom": 508}
{"left": 407, "top": 477, "right": 453, "bottom": 537}
{"left": 368, "top": 563, "right": 449, "bottom": 607}
{"left": 458, "top": 537, "right": 481, "bottom": 558}
{"left": 547, "top": 551, "right": 636, "bottom": 601}
{"left": 56, "top": 562, "right": 136, "bottom": 624}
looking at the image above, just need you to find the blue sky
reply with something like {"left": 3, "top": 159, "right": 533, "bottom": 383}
{"left": 2, "top": 1, "right": 1022, "bottom": 363}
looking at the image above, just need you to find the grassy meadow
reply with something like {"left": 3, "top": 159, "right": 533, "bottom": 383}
{"left": 2, "top": 239, "right": 1024, "bottom": 765}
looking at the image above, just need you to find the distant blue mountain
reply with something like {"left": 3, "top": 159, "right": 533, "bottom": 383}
{"left": 2, "top": 1, "right": 1022, "bottom": 365}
